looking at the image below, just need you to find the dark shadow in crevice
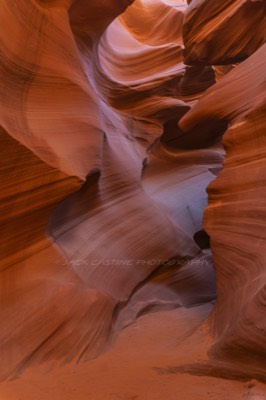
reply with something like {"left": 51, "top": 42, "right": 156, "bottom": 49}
{"left": 193, "top": 230, "right": 210, "bottom": 250}
{"left": 161, "top": 118, "right": 228, "bottom": 151}
{"left": 47, "top": 169, "right": 101, "bottom": 239}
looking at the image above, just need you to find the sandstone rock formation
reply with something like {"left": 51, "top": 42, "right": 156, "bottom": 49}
{"left": 0, "top": 0, "right": 265, "bottom": 394}
{"left": 183, "top": 0, "right": 266, "bottom": 65}
{"left": 179, "top": 0, "right": 266, "bottom": 381}
{"left": 180, "top": 44, "right": 266, "bottom": 379}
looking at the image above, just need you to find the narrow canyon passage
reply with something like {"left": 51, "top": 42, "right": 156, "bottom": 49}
{"left": 0, "top": 0, "right": 265, "bottom": 399}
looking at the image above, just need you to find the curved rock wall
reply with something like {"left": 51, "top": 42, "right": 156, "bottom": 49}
{"left": 0, "top": 0, "right": 265, "bottom": 383}
{"left": 183, "top": 0, "right": 266, "bottom": 65}
{"left": 181, "top": 3, "right": 266, "bottom": 378}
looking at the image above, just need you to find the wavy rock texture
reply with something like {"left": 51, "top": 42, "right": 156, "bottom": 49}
{"left": 0, "top": 126, "right": 81, "bottom": 270}
{"left": 0, "top": 0, "right": 218, "bottom": 381}
{"left": 183, "top": 0, "right": 266, "bottom": 65}
{"left": 0, "top": 0, "right": 265, "bottom": 392}
{"left": 180, "top": 29, "right": 266, "bottom": 380}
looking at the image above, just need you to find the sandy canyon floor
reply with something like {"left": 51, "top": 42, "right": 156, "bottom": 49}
{"left": 1, "top": 304, "right": 266, "bottom": 400}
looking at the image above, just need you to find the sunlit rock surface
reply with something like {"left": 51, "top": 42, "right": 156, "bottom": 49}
{"left": 0, "top": 0, "right": 265, "bottom": 394}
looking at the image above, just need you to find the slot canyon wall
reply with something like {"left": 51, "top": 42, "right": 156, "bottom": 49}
{"left": 0, "top": 0, "right": 265, "bottom": 388}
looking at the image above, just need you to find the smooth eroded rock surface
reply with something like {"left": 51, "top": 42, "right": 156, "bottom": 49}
{"left": 0, "top": 0, "right": 265, "bottom": 393}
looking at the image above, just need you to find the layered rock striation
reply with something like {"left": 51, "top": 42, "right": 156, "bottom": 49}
{"left": 0, "top": 0, "right": 265, "bottom": 384}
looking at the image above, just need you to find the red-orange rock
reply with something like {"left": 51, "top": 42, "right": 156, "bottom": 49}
{"left": 183, "top": 0, "right": 266, "bottom": 65}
